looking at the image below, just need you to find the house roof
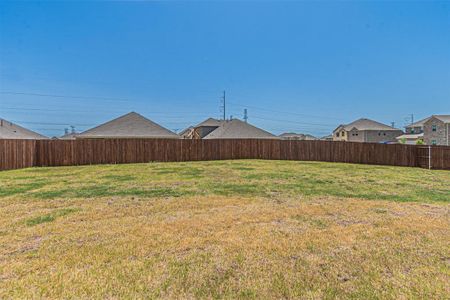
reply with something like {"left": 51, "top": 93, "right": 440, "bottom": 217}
{"left": 406, "top": 117, "right": 431, "bottom": 128}
{"left": 0, "top": 118, "right": 48, "bottom": 139}
{"left": 406, "top": 115, "right": 450, "bottom": 127}
{"left": 429, "top": 115, "right": 450, "bottom": 124}
{"left": 203, "top": 119, "right": 276, "bottom": 139}
{"left": 59, "top": 133, "right": 79, "bottom": 140}
{"left": 396, "top": 133, "right": 424, "bottom": 140}
{"left": 279, "top": 132, "right": 318, "bottom": 140}
{"left": 77, "top": 112, "right": 179, "bottom": 139}
{"left": 195, "top": 118, "right": 224, "bottom": 127}
{"left": 335, "top": 118, "right": 401, "bottom": 132}
{"left": 178, "top": 126, "right": 194, "bottom": 137}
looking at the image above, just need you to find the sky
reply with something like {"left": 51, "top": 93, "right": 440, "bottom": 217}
{"left": 0, "top": 1, "right": 449, "bottom": 138}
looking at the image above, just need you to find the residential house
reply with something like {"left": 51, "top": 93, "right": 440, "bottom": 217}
{"left": 333, "top": 118, "right": 403, "bottom": 143}
{"left": 279, "top": 133, "right": 318, "bottom": 140}
{"left": 76, "top": 112, "right": 179, "bottom": 139}
{"left": 180, "top": 118, "right": 224, "bottom": 139}
{"left": 396, "top": 115, "right": 450, "bottom": 145}
{"left": 203, "top": 119, "right": 276, "bottom": 139}
{"left": 395, "top": 133, "right": 424, "bottom": 145}
{"left": 58, "top": 127, "right": 79, "bottom": 140}
{"left": 423, "top": 115, "right": 450, "bottom": 146}
{"left": 320, "top": 135, "right": 333, "bottom": 141}
{"left": 0, "top": 118, "right": 48, "bottom": 139}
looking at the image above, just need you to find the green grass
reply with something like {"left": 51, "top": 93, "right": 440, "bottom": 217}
{"left": 0, "top": 160, "right": 449, "bottom": 299}
{"left": 0, "top": 160, "right": 448, "bottom": 203}
{"left": 25, "top": 208, "right": 79, "bottom": 226}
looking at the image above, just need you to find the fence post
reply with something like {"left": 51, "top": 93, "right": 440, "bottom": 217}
{"left": 428, "top": 146, "right": 432, "bottom": 170}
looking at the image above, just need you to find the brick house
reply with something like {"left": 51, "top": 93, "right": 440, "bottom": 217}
{"left": 333, "top": 118, "right": 403, "bottom": 143}
{"left": 423, "top": 115, "right": 450, "bottom": 146}
{"left": 396, "top": 115, "right": 450, "bottom": 145}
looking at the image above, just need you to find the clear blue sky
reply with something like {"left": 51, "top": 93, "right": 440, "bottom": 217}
{"left": 1, "top": 1, "right": 449, "bottom": 137}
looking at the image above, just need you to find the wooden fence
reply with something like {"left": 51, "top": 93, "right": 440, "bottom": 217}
{"left": 1, "top": 139, "right": 449, "bottom": 171}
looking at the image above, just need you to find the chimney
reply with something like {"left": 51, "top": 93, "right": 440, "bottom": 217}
{"left": 64, "top": 128, "right": 69, "bottom": 135}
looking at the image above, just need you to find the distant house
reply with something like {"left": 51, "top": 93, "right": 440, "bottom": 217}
{"left": 423, "top": 115, "right": 450, "bottom": 146}
{"left": 0, "top": 118, "right": 48, "bottom": 140}
{"left": 396, "top": 115, "right": 450, "bottom": 145}
{"left": 321, "top": 135, "right": 333, "bottom": 141}
{"left": 279, "top": 133, "right": 318, "bottom": 140}
{"left": 59, "top": 132, "right": 79, "bottom": 140}
{"left": 333, "top": 118, "right": 403, "bottom": 143}
{"left": 180, "top": 118, "right": 224, "bottom": 139}
{"left": 395, "top": 133, "right": 424, "bottom": 145}
{"left": 203, "top": 119, "right": 276, "bottom": 139}
{"left": 57, "top": 128, "right": 79, "bottom": 140}
{"left": 77, "top": 112, "right": 179, "bottom": 139}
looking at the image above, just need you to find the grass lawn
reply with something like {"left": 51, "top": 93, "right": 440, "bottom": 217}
{"left": 0, "top": 160, "right": 449, "bottom": 299}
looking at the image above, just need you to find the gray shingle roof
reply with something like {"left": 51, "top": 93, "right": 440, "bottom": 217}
{"left": 279, "top": 132, "right": 318, "bottom": 140}
{"left": 77, "top": 112, "right": 179, "bottom": 139}
{"left": 0, "top": 118, "right": 48, "bottom": 139}
{"left": 406, "top": 115, "right": 450, "bottom": 127}
{"left": 432, "top": 115, "right": 450, "bottom": 124}
{"left": 195, "top": 118, "right": 224, "bottom": 127}
{"left": 203, "top": 119, "right": 276, "bottom": 139}
{"left": 337, "top": 118, "right": 400, "bottom": 131}
{"left": 406, "top": 117, "right": 431, "bottom": 128}
{"left": 59, "top": 133, "right": 79, "bottom": 140}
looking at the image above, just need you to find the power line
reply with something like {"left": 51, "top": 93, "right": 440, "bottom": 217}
{"left": 0, "top": 91, "right": 130, "bottom": 102}
{"left": 251, "top": 116, "right": 336, "bottom": 128}
{"left": 227, "top": 101, "right": 346, "bottom": 121}
{"left": 11, "top": 120, "right": 95, "bottom": 127}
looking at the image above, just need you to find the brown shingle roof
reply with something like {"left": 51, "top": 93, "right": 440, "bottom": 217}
{"left": 0, "top": 118, "right": 48, "bottom": 139}
{"left": 203, "top": 119, "right": 276, "bottom": 139}
{"left": 77, "top": 112, "right": 179, "bottom": 139}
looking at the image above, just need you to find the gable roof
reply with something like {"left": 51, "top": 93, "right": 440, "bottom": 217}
{"left": 77, "top": 112, "right": 179, "bottom": 139}
{"left": 335, "top": 118, "right": 401, "bottom": 132}
{"left": 406, "top": 117, "right": 431, "bottom": 128}
{"left": 0, "top": 118, "right": 48, "bottom": 139}
{"left": 406, "top": 115, "right": 450, "bottom": 127}
{"left": 195, "top": 118, "right": 224, "bottom": 127}
{"left": 428, "top": 115, "right": 450, "bottom": 124}
{"left": 178, "top": 126, "right": 194, "bottom": 137}
{"left": 203, "top": 119, "right": 276, "bottom": 139}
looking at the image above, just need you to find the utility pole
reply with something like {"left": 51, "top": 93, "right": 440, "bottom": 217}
{"left": 244, "top": 109, "right": 248, "bottom": 123}
{"left": 221, "top": 90, "right": 226, "bottom": 120}
{"left": 410, "top": 114, "right": 414, "bottom": 124}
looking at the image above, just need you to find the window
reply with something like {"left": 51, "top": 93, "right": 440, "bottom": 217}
{"left": 432, "top": 125, "right": 437, "bottom": 132}
{"left": 342, "top": 131, "right": 345, "bottom": 136}
{"left": 336, "top": 132, "right": 340, "bottom": 137}
{"left": 431, "top": 140, "right": 437, "bottom": 145}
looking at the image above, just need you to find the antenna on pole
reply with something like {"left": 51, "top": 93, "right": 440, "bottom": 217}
{"left": 220, "top": 90, "right": 226, "bottom": 120}
{"left": 244, "top": 109, "right": 248, "bottom": 123}
{"left": 410, "top": 114, "right": 414, "bottom": 124}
